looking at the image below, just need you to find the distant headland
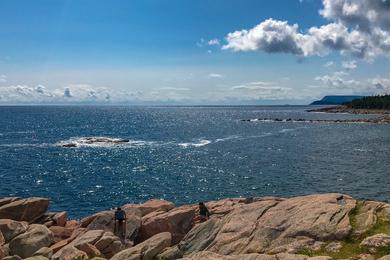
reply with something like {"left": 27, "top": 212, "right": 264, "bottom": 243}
{"left": 310, "top": 96, "right": 365, "bottom": 106}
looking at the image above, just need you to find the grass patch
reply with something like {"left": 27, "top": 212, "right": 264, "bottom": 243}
{"left": 298, "top": 201, "right": 390, "bottom": 259}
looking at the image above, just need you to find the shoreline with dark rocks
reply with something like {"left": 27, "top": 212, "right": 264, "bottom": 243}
{"left": 241, "top": 106, "right": 390, "bottom": 124}
{"left": 1, "top": 193, "right": 390, "bottom": 260}
{"left": 306, "top": 106, "right": 390, "bottom": 124}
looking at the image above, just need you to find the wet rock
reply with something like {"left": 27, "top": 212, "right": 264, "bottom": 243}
{"left": 9, "top": 224, "right": 53, "bottom": 258}
{"left": 138, "top": 206, "right": 195, "bottom": 244}
{"left": 111, "top": 232, "right": 171, "bottom": 260}
{"left": 360, "top": 233, "right": 390, "bottom": 248}
{"left": 0, "top": 198, "right": 49, "bottom": 222}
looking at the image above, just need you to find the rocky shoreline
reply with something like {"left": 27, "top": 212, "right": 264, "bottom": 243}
{"left": 1, "top": 193, "right": 390, "bottom": 260}
{"left": 306, "top": 106, "right": 390, "bottom": 124}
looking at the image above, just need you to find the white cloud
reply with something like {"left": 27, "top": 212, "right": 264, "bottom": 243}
{"left": 223, "top": 0, "right": 390, "bottom": 61}
{"left": 207, "top": 39, "right": 220, "bottom": 46}
{"left": 324, "top": 61, "right": 335, "bottom": 67}
{"left": 315, "top": 72, "right": 390, "bottom": 95}
{"left": 208, "top": 73, "right": 224, "bottom": 78}
{"left": 229, "top": 81, "right": 293, "bottom": 100}
{"left": 342, "top": 60, "right": 357, "bottom": 70}
{"left": 0, "top": 75, "right": 7, "bottom": 83}
{"left": 0, "top": 84, "right": 111, "bottom": 103}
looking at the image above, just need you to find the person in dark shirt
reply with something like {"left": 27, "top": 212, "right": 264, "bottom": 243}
{"left": 192, "top": 202, "right": 210, "bottom": 225}
{"left": 114, "top": 207, "right": 126, "bottom": 238}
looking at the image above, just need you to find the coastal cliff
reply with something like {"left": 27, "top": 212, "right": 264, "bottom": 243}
{"left": 1, "top": 194, "right": 390, "bottom": 260}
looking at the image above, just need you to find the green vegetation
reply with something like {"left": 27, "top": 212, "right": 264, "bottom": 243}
{"left": 297, "top": 201, "right": 390, "bottom": 259}
{"left": 344, "top": 95, "right": 390, "bottom": 110}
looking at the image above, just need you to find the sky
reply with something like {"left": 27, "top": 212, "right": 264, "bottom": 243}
{"left": 0, "top": 0, "right": 389, "bottom": 105}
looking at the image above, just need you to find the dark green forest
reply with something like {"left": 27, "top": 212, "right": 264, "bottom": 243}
{"left": 344, "top": 95, "right": 390, "bottom": 109}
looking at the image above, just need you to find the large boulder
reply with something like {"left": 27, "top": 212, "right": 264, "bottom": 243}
{"left": 75, "top": 243, "right": 102, "bottom": 258}
{"left": 81, "top": 210, "right": 141, "bottom": 241}
{"left": 0, "top": 198, "right": 49, "bottom": 222}
{"left": 9, "top": 224, "right": 54, "bottom": 258}
{"left": 49, "top": 226, "right": 74, "bottom": 243}
{"left": 52, "top": 212, "right": 68, "bottom": 227}
{"left": 0, "top": 219, "right": 28, "bottom": 243}
{"left": 0, "top": 198, "right": 20, "bottom": 207}
{"left": 138, "top": 206, "right": 195, "bottom": 244}
{"left": 111, "top": 232, "right": 171, "bottom": 260}
{"left": 174, "top": 193, "right": 355, "bottom": 257}
{"left": 123, "top": 199, "right": 175, "bottom": 217}
{"left": 0, "top": 219, "right": 29, "bottom": 243}
{"left": 51, "top": 246, "right": 88, "bottom": 260}
{"left": 52, "top": 229, "right": 126, "bottom": 259}
{"left": 94, "top": 231, "right": 123, "bottom": 258}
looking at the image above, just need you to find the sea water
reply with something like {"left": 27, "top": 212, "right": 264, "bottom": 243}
{"left": 0, "top": 106, "right": 389, "bottom": 218}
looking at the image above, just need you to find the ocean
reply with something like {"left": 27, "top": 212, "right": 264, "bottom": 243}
{"left": 0, "top": 105, "right": 389, "bottom": 218}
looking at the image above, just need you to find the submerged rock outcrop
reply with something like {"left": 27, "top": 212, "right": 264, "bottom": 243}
{"left": 0, "top": 193, "right": 389, "bottom": 260}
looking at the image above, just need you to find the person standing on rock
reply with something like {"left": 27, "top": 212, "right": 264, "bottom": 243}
{"left": 192, "top": 202, "right": 210, "bottom": 225}
{"left": 114, "top": 207, "right": 127, "bottom": 239}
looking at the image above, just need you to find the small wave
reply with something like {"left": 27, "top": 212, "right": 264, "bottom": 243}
{"left": 279, "top": 128, "right": 295, "bottom": 133}
{"left": 0, "top": 143, "right": 50, "bottom": 148}
{"left": 56, "top": 137, "right": 155, "bottom": 148}
{"left": 179, "top": 139, "right": 212, "bottom": 148}
{"left": 215, "top": 135, "right": 241, "bottom": 142}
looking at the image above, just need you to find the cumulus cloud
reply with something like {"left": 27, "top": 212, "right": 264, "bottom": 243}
{"left": 320, "top": 0, "right": 390, "bottom": 31}
{"left": 342, "top": 60, "right": 357, "bottom": 70}
{"left": 223, "top": 0, "right": 390, "bottom": 60}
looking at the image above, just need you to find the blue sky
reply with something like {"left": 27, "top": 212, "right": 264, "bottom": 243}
{"left": 0, "top": 0, "right": 389, "bottom": 104}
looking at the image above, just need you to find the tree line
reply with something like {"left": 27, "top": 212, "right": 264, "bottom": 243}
{"left": 344, "top": 95, "right": 390, "bottom": 110}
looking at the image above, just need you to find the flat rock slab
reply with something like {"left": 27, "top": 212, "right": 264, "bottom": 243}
{"left": 176, "top": 193, "right": 355, "bottom": 256}
{"left": 0, "top": 198, "right": 49, "bottom": 222}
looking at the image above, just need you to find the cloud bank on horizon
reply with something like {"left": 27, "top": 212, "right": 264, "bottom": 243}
{"left": 0, "top": 0, "right": 389, "bottom": 104}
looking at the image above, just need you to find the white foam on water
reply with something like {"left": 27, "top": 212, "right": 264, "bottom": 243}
{"left": 179, "top": 139, "right": 212, "bottom": 148}
{"left": 215, "top": 135, "right": 241, "bottom": 142}
{"left": 0, "top": 143, "right": 51, "bottom": 148}
{"left": 279, "top": 128, "right": 295, "bottom": 133}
